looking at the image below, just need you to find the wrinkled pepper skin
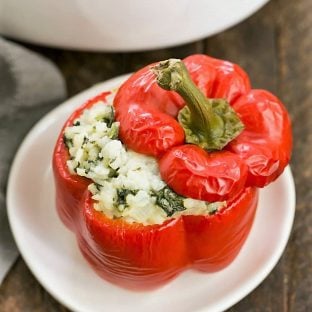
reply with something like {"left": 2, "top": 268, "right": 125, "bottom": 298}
{"left": 78, "top": 187, "right": 258, "bottom": 289}
{"left": 114, "top": 54, "right": 292, "bottom": 201}
{"left": 53, "top": 91, "right": 258, "bottom": 290}
{"left": 53, "top": 54, "right": 292, "bottom": 290}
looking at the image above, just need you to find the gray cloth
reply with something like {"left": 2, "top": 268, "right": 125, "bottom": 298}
{"left": 0, "top": 38, "right": 66, "bottom": 284}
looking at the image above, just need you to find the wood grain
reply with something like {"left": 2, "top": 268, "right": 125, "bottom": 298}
{"left": 1, "top": 0, "right": 311, "bottom": 310}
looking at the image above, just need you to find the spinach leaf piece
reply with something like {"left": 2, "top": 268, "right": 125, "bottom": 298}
{"left": 101, "top": 105, "right": 115, "bottom": 128}
{"left": 155, "top": 187, "right": 186, "bottom": 217}
{"left": 107, "top": 122, "right": 119, "bottom": 139}
{"left": 116, "top": 188, "right": 138, "bottom": 206}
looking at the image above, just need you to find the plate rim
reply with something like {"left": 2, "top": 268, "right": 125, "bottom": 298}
{"left": 200, "top": 166, "right": 295, "bottom": 312}
{"left": 7, "top": 74, "right": 295, "bottom": 312}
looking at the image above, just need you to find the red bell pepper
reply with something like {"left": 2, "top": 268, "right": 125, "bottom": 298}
{"left": 114, "top": 55, "right": 292, "bottom": 200}
{"left": 53, "top": 54, "right": 292, "bottom": 290}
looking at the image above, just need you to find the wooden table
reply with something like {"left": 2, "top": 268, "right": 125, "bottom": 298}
{"left": 1, "top": 0, "right": 311, "bottom": 310}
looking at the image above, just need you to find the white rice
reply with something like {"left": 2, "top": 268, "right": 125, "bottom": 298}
{"left": 64, "top": 96, "right": 225, "bottom": 225}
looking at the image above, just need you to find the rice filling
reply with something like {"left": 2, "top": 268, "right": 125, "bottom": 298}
{"left": 64, "top": 99, "right": 225, "bottom": 225}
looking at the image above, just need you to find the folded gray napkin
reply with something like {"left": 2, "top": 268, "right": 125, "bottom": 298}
{"left": 0, "top": 37, "right": 66, "bottom": 284}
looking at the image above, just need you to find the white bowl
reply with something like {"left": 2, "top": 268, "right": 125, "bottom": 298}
{"left": 0, "top": 0, "right": 269, "bottom": 51}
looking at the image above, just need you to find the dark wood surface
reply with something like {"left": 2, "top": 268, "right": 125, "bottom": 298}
{"left": 1, "top": 0, "right": 311, "bottom": 310}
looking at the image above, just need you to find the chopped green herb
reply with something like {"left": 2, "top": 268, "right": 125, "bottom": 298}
{"left": 209, "top": 208, "right": 218, "bottom": 215}
{"left": 116, "top": 188, "right": 138, "bottom": 206}
{"left": 108, "top": 168, "right": 119, "bottom": 178}
{"left": 107, "top": 122, "right": 119, "bottom": 139}
{"left": 73, "top": 162, "right": 81, "bottom": 173}
{"left": 94, "top": 183, "right": 103, "bottom": 191}
{"left": 154, "top": 187, "right": 186, "bottom": 217}
{"left": 207, "top": 202, "right": 222, "bottom": 215}
{"left": 73, "top": 120, "right": 80, "bottom": 126}
{"left": 83, "top": 136, "right": 89, "bottom": 145}
{"left": 102, "top": 117, "right": 113, "bottom": 128}
{"left": 97, "top": 105, "right": 115, "bottom": 127}
{"left": 63, "top": 135, "right": 73, "bottom": 149}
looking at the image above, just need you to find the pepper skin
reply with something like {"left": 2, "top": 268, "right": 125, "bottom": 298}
{"left": 53, "top": 54, "right": 291, "bottom": 290}
{"left": 77, "top": 187, "right": 258, "bottom": 289}
{"left": 53, "top": 98, "right": 258, "bottom": 288}
{"left": 114, "top": 55, "right": 292, "bottom": 201}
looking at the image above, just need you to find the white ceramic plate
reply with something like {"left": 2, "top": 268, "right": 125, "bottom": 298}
{"left": 0, "top": 0, "right": 269, "bottom": 51}
{"left": 7, "top": 75, "right": 295, "bottom": 312}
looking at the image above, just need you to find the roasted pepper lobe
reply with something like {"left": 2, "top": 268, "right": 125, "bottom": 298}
{"left": 114, "top": 54, "right": 292, "bottom": 196}
{"left": 53, "top": 54, "right": 292, "bottom": 290}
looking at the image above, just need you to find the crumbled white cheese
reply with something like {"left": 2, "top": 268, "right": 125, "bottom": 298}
{"left": 64, "top": 98, "right": 225, "bottom": 225}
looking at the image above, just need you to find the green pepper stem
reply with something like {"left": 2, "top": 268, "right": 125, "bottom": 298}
{"left": 151, "top": 59, "right": 244, "bottom": 150}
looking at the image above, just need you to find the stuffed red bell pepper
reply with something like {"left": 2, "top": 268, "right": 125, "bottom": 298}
{"left": 53, "top": 54, "right": 292, "bottom": 290}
